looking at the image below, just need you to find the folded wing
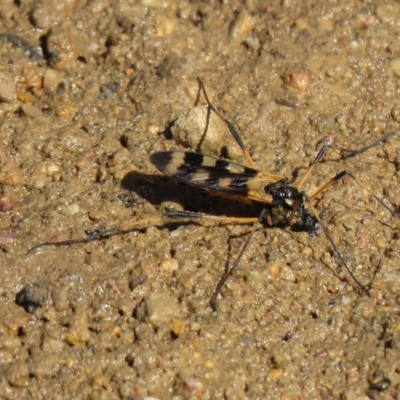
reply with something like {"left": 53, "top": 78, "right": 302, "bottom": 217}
{"left": 150, "top": 151, "right": 283, "bottom": 204}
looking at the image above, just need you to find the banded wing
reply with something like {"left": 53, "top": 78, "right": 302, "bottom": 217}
{"left": 150, "top": 151, "right": 283, "bottom": 204}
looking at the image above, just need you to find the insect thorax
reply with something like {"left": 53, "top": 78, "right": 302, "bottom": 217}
{"left": 265, "top": 179, "right": 302, "bottom": 207}
{"left": 265, "top": 179, "right": 319, "bottom": 235}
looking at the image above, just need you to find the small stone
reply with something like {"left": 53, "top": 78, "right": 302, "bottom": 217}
{"left": 58, "top": 126, "right": 93, "bottom": 153}
{"left": 43, "top": 69, "right": 64, "bottom": 94}
{"left": 52, "top": 287, "right": 69, "bottom": 311}
{"left": 88, "top": 209, "right": 108, "bottom": 221}
{"left": 91, "top": 374, "right": 110, "bottom": 390}
{"left": 53, "top": 101, "right": 79, "bottom": 120}
{"left": 0, "top": 72, "right": 16, "bottom": 103}
{"left": 65, "top": 315, "right": 91, "bottom": 345}
{"left": 0, "top": 229, "right": 17, "bottom": 246}
{"left": 268, "top": 368, "right": 284, "bottom": 379}
{"left": 15, "top": 282, "right": 49, "bottom": 313}
{"left": 6, "top": 362, "right": 29, "bottom": 387}
{"left": 64, "top": 203, "right": 81, "bottom": 216}
{"left": 0, "top": 142, "right": 24, "bottom": 186}
{"left": 160, "top": 259, "right": 179, "bottom": 272}
{"left": 247, "top": 271, "right": 268, "bottom": 292}
{"left": 171, "top": 318, "right": 185, "bottom": 335}
{"left": 230, "top": 10, "right": 253, "bottom": 43}
{"left": 389, "top": 58, "right": 400, "bottom": 78}
{"left": 136, "top": 292, "right": 180, "bottom": 328}
{"left": 172, "top": 106, "right": 242, "bottom": 159}
{"left": 0, "top": 197, "right": 15, "bottom": 212}
{"left": 282, "top": 67, "right": 310, "bottom": 94}
{"left": 41, "top": 336, "right": 64, "bottom": 353}
{"left": 22, "top": 66, "right": 43, "bottom": 93}
{"left": 376, "top": 3, "right": 400, "bottom": 25}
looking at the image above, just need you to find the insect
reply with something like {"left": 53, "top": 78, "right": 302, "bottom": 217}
{"left": 29, "top": 79, "right": 397, "bottom": 311}
{"left": 151, "top": 78, "right": 397, "bottom": 310}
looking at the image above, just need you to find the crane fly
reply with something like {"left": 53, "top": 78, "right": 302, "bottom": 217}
{"left": 29, "top": 78, "right": 397, "bottom": 311}
{"left": 150, "top": 78, "right": 397, "bottom": 310}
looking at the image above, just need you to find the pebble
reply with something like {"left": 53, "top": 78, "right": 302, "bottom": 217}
{"left": 160, "top": 258, "right": 179, "bottom": 273}
{"left": 375, "top": 3, "right": 400, "bottom": 25}
{"left": 389, "top": 58, "right": 400, "bottom": 78}
{"left": 0, "top": 197, "right": 15, "bottom": 212}
{"left": 58, "top": 126, "right": 93, "bottom": 153}
{"left": 172, "top": 106, "right": 242, "bottom": 159}
{"left": 282, "top": 67, "right": 310, "bottom": 94}
{"left": 15, "top": 282, "right": 49, "bottom": 313}
{"left": 136, "top": 292, "right": 180, "bottom": 329}
{"left": 0, "top": 229, "right": 17, "bottom": 246}
{"left": 5, "top": 362, "right": 30, "bottom": 387}
{"left": 0, "top": 72, "right": 16, "bottom": 103}
{"left": 0, "top": 142, "right": 24, "bottom": 186}
{"left": 230, "top": 10, "right": 253, "bottom": 43}
{"left": 43, "top": 69, "right": 65, "bottom": 94}
{"left": 65, "top": 314, "right": 91, "bottom": 345}
{"left": 52, "top": 286, "right": 69, "bottom": 311}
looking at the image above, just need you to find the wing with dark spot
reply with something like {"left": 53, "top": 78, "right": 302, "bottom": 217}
{"left": 150, "top": 151, "right": 283, "bottom": 204}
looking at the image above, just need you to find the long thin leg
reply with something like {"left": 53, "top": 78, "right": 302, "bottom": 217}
{"left": 297, "top": 145, "right": 330, "bottom": 190}
{"left": 210, "top": 208, "right": 268, "bottom": 311}
{"left": 303, "top": 166, "right": 399, "bottom": 295}
{"left": 165, "top": 210, "right": 259, "bottom": 224}
{"left": 306, "top": 199, "right": 371, "bottom": 296}
{"left": 28, "top": 212, "right": 261, "bottom": 254}
{"left": 159, "top": 210, "right": 264, "bottom": 311}
{"left": 28, "top": 215, "right": 165, "bottom": 253}
{"left": 310, "top": 170, "right": 398, "bottom": 216}
{"left": 197, "top": 78, "right": 257, "bottom": 169}
{"left": 339, "top": 132, "right": 396, "bottom": 160}
{"left": 297, "top": 132, "right": 397, "bottom": 190}
{"left": 28, "top": 227, "right": 119, "bottom": 253}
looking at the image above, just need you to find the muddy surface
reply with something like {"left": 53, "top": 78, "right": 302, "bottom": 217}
{"left": 0, "top": 0, "right": 400, "bottom": 398}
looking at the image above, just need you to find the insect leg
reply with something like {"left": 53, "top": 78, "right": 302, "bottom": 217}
{"left": 303, "top": 196, "right": 371, "bottom": 296}
{"left": 164, "top": 209, "right": 266, "bottom": 310}
{"left": 28, "top": 227, "right": 119, "bottom": 253}
{"left": 28, "top": 215, "right": 165, "bottom": 253}
{"left": 210, "top": 208, "right": 268, "bottom": 311}
{"left": 297, "top": 132, "right": 396, "bottom": 190}
{"left": 339, "top": 132, "right": 396, "bottom": 160}
{"left": 304, "top": 165, "right": 399, "bottom": 295}
{"left": 164, "top": 210, "right": 260, "bottom": 224}
{"left": 310, "top": 170, "right": 398, "bottom": 217}
{"left": 197, "top": 78, "right": 257, "bottom": 169}
{"left": 297, "top": 145, "right": 330, "bottom": 190}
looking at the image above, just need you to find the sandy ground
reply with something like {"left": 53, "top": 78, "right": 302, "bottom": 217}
{"left": 0, "top": 0, "right": 400, "bottom": 399}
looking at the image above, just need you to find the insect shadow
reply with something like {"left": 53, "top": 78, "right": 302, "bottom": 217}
{"left": 121, "top": 170, "right": 268, "bottom": 219}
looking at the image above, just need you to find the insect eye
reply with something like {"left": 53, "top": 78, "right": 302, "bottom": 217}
{"left": 283, "top": 186, "right": 300, "bottom": 200}
{"left": 304, "top": 213, "right": 319, "bottom": 235}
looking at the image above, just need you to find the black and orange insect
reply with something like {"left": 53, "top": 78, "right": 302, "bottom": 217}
{"left": 150, "top": 78, "right": 397, "bottom": 310}
{"left": 30, "top": 79, "right": 397, "bottom": 311}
